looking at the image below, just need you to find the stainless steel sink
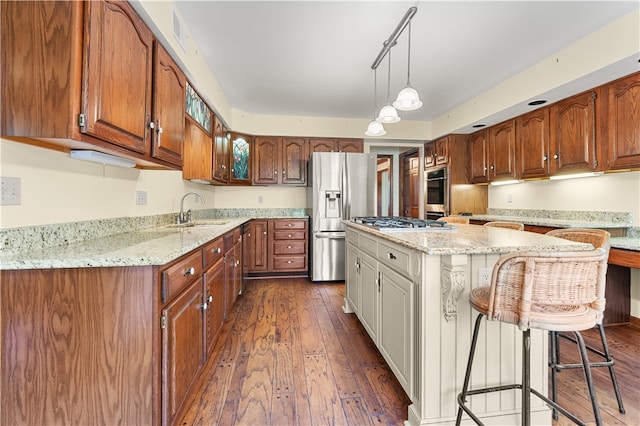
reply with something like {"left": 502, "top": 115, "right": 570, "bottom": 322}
{"left": 164, "top": 219, "right": 230, "bottom": 228}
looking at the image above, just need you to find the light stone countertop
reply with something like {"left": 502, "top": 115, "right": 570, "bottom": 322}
{"left": 468, "top": 214, "right": 629, "bottom": 229}
{"left": 346, "top": 222, "right": 593, "bottom": 255}
{"left": 0, "top": 218, "right": 250, "bottom": 270}
{"left": 609, "top": 237, "right": 640, "bottom": 251}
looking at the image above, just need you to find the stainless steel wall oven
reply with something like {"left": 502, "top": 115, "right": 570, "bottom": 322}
{"left": 424, "top": 167, "right": 449, "bottom": 221}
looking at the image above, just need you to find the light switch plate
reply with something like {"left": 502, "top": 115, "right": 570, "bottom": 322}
{"left": 1, "top": 176, "right": 21, "bottom": 205}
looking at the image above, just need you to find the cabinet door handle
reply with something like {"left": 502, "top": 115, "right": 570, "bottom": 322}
{"left": 553, "top": 153, "right": 559, "bottom": 160}
{"left": 263, "top": 231, "right": 267, "bottom": 235}
{"left": 274, "top": 170, "right": 278, "bottom": 175}
{"left": 183, "top": 267, "right": 195, "bottom": 276}
{"left": 282, "top": 169, "right": 286, "bottom": 176}
{"left": 207, "top": 295, "right": 213, "bottom": 303}
{"left": 148, "top": 121, "right": 155, "bottom": 129}
{"left": 287, "top": 245, "right": 292, "bottom": 249}
{"left": 213, "top": 247, "right": 221, "bottom": 254}
{"left": 490, "top": 165, "right": 495, "bottom": 170}
{"left": 202, "top": 302, "right": 209, "bottom": 310}
{"left": 287, "top": 260, "right": 292, "bottom": 264}
{"left": 387, "top": 252, "right": 396, "bottom": 260}
{"left": 288, "top": 234, "right": 292, "bottom": 238}
{"left": 543, "top": 154, "right": 548, "bottom": 161}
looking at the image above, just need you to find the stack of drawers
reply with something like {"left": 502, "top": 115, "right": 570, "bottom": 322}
{"left": 270, "top": 219, "right": 308, "bottom": 272}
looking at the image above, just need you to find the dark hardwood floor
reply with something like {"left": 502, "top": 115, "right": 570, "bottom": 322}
{"left": 180, "top": 278, "right": 640, "bottom": 426}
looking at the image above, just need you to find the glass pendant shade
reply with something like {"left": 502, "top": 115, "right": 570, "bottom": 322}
{"left": 365, "top": 120, "right": 386, "bottom": 136}
{"left": 393, "top": 85, "right": 423, "bottom": 111}
{"left": 376, "top": 104, "right": 401, "bottom": 123}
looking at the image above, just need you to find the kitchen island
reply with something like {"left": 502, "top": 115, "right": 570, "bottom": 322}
{"left": 343, "top": 221, "right": 592, "bottom": 426}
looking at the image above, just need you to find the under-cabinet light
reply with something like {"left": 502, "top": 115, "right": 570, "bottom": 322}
{"left": 490, "top": 179, "right": 523, "bottom": 186}
{"left": 70, "top": 150, "right": 136, "bottom": 168}
{"left": 549, "top": 172, "right": 604, "bottom": 180}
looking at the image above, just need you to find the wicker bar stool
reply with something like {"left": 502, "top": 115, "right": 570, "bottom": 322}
{"left": 456, "top": 246, "right": 609, "bottom": 426}
{"left": 545, "top": 229, "right": 625, "bottom": 419}
{"left": 437, "top": 216, "right": 469, "bottom": 224}
{"left": 483, "top": 221, "right": 525, "bottom": 231}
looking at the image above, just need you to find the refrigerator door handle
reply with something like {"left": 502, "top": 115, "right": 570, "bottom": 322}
{"left": 314, "top": 232, "right": 346, "bottom": 239}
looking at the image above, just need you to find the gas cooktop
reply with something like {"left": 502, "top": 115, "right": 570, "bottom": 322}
{"left": 353, "top": 216, "right": 455, "bottom": 231}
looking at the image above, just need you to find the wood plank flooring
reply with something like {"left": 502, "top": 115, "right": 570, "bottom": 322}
{"left": 179, "top": 278, "right": 640, "bottom": 426}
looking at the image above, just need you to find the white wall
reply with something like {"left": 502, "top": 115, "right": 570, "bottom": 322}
{"left": 489, "top": 171, "right": 640, "bottom": 317}
{"left": 488, "top": 172, "right": 640, "bottom": 225}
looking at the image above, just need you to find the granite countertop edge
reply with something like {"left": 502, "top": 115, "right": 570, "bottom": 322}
{"left": 345, "top": 222, "right": 594, "bottom": 256}
{"left": 467, "top": 215, "right": 639, "bottom": 252}
{"left": 1, "top": 217, "right": 259, "bottom": 270}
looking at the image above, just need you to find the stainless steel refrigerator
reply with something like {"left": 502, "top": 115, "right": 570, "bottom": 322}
{"left": 308, "top": 152, "right": 377, "bottom": 282}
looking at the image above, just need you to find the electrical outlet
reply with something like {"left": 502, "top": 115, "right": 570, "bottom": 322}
{"left": 258, "top": 195, "right": 263, "bottom": 204}
{"left": 136, "top": 190, "right": 147, "bottom": 205}
{"left": 507, "top": 193, "right": 513, "bottom": 203}
{"left": 478, "top": 267, "right": 492, "bottom": 286}
{"left": 1, "top": 176, "right": 21, "bottom": 205}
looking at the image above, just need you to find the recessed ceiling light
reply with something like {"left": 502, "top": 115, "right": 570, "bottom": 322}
{"left": 528, "top": 100, "right": 547, "bottom": 106}
{"left": 472, "top": 124, "right": 486, "bottom": 128}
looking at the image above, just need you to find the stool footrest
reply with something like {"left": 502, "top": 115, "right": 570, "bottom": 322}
{"left": 457, "top": 385, "right": 587, "bottom": 426}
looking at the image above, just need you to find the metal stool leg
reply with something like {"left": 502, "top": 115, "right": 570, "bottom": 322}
{"left": 456, "top": 313, "right": 484, "bottom": 426}
{"left": 574, "top": 331, "right": 603, "bottom": 426}
{"left": 597, "top": 323, "right": 625, "bottom": 414}
{"left": 549, "top": 330, "right": 559, "bottom": 420}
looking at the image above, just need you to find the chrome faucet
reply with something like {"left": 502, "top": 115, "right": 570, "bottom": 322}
{"left": 177, "top": 192, "right": 205, "bottom": 224}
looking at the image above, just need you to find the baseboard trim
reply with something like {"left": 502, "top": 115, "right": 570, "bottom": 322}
{"left": 630, "top": 315, "right": 640, "bottom": 330}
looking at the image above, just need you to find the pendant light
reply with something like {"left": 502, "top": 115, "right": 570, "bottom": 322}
{"left": 365, "top": 68, "right": 386, "bottom": 136}
{"left": 376, "top": 49, "right": 401, "bottom": 124}
{"left": 393, "top": 21, "right": 422, "bottom": 111}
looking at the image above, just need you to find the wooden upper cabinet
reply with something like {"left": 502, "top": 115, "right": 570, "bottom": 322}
{"left": 212, "top": 116, "right": 229, "bottom": 183}
{"left": 83, "top": 0, "right": 153, "bottom": 154}
{"left": 549, "top": 90, "right": 598, "bottom": 174}
{"left": 253, "top": 136, "right": 280, "bottom": 185}
{"left": 468, "top": 130, "right": 489, "bottom": 183}
{"left": 488, "top": 119, "right": 517, "bottom": 181}
{"left": 309, "top": 138, "right": 337, "bottom": 153}
{"left": 1, "top": 0, "right": 183, "bottom": 169}
{"left": 338, "top": 139, "right": 364, "bottom": 153}
{"left": 182, "top": 116, "right": 212, "bottom": 182}
{"left": 516, "top": 107, "right": 550, "bottom": 179}
{"left": 281, "top": 137, "right": 307, "bottom": 185}
{"left": 425, "top": 136, "right": 450, "bottom": 169}
{"left": 309, "top": 138, "right": 363, "bottom": 155}
{"left": 151, "top": 43, "right": 185, "bottom": 167}
{"left": 253, "top": 137, "right": 307, "bottom": 185}
{"left": 603, "top": 72, "right": 640, "bottom": 170}
{"left": 229, "top": 132, "right": 252, "bottom": 185}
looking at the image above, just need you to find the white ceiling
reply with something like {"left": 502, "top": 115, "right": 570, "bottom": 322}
{"left": 171, "top": 1, "right": 639, "bottom": 129}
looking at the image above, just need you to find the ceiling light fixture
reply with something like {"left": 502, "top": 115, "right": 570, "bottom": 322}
{"left": 376, "top": 49, "right": 400, "bottom": 124}
{"left": 365, "top": 68, "right": 386, "bottom": 136}
{"left": 393, "top": 21, "right": 422, "bottom": 111}
{"left": 365, "top": 6, "right": 418, "bottom": 135}
{"left": 70, "top": 150, "right": 136, "bottom": 168}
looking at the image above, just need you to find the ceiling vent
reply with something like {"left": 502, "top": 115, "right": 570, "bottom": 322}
{"left": 172, "top": 9, "right": 188, "bottom": 53}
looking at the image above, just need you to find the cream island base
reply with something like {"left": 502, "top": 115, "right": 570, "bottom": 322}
{"left": 343, "top": 222, "right": 592, "bottom": 426}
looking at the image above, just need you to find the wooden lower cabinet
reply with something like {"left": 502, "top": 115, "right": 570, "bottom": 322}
{"left": 246, "top": 218, "right": 308, "bottom": 276}
{"left": 1, "top": 267, "right": 156, "bottom": 426}
{"left": 0, "top": 227, "right": 245, "bottom": 426}
{"left": 162, "top": 278, "right": 205, "bottom": 425}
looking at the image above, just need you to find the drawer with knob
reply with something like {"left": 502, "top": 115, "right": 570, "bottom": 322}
{"left": 272, "top": 220, "right": 307, "bottom": 231}
{"left": 272, "top": 255, "right": 306, "bottom": 271}
{"left": 161, "top": 250, "right": 203, "bottom": 303}
{"left": 273, "top": 240, "right": 306, "bottom": 255}
{"left": 202, "top": 237, "right": 224, "bottom": 270}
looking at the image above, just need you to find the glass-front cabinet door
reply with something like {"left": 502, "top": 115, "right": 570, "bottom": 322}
{"left": 229, "top": 132, "right": 252, "bottom": 185}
